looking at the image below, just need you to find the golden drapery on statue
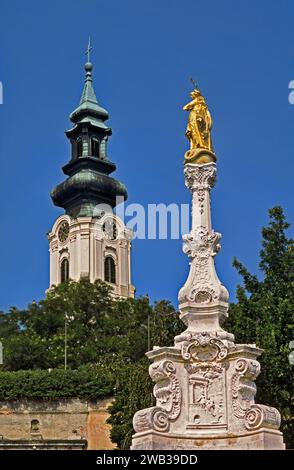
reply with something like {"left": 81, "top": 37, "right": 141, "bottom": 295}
{"left": 183, "top": 86, "right": 216, "bottom": 165}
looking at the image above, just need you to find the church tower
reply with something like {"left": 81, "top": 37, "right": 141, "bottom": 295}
{"left": 48, "top": 43, "right": 135, "bottom": 298}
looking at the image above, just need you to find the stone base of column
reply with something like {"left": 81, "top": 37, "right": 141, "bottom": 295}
{"left": 131, "top": 428, "right": 285, "bottom": 450}
{"left": 131, "top": 341, "right": 285, "bottom": 451}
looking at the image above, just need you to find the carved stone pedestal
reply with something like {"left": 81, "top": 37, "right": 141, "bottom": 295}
{"left": 131, "top": 343, "right": 284, "bottom": 450}
{"left": 131, "top": 161, "right": 285, "bottom": 450}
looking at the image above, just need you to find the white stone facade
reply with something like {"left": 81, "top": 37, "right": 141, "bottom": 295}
{"left": 48, "top": 214, "right": 135, "bottom": 299}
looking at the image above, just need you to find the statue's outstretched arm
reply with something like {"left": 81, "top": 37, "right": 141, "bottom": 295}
{"left": 183, "top": 100, "right": 195, "bottom": 111}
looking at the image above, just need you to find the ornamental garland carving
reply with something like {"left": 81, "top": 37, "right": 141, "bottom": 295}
{"left": 133, "top": 360, "right": 181, "bottom": 434}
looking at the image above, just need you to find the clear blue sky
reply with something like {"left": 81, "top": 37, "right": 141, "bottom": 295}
{"left": 0, "top": 0, "right": 294, "bottom": 311}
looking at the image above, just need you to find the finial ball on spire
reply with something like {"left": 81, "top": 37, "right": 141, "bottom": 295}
{"left": 85, "top": 62, "right": 93, "bottom": 72}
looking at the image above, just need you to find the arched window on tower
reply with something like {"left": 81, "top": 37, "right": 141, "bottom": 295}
{"left": 91, "top": 138, "right": 100, "bottom": 158}
{"left": 77, "top": 139, "right": 83, "bottom": 157}
{"left": 61, "top": 258, "right": 69, "bottom": 283}
{"left": 104, "top": 256, "right": 116, "bottom": 284}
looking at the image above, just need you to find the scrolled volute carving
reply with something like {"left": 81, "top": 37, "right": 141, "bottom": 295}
{"left": 245, "top": 404, "right": 281, "bottom": 431}
{"left": 133, "top": 360, "right": 181, "bottom": 434}
{"left": 234, "top": 358, "right": 261, "bottom": 379}
{"left": 150, "top": 360, "right": 181, "bottom": 421}
{"left": 231, "top": 358, "right": 261, "bottom": 420}
{"left": 133, "top": 407, "right": 169, "bottom": 433}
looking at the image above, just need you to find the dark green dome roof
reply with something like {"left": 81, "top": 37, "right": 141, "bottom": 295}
{"left": 51, "top": 169, "right": 127, "bottom": 217}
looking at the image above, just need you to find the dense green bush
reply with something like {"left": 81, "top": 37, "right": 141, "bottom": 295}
{"left": 0, "top": 364, "right": 115, "bottom": 400}
{"left": 107, "top": 360, "right": 153, "bottom": 449}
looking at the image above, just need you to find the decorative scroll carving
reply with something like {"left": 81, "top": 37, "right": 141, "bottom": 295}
{"left": 133, "top": 360, "right": 181, "bottom": 434}
{"left": 150, "top": 360, "right": 181, "bottom": 420}
{"left": 133, "top": 407, "right": 169, "bottom": 433}
{"left": 245, "top": 404, "right": 281, "bottom": 431}
{"left": 181, "top": 332, "right": 228, "bottom": 362}
{"left": 231, "top": 358, "right": 260, "bottom": 420}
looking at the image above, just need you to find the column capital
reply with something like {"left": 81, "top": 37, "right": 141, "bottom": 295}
{"left": 184, "top": 162, "right": 216, "bottom": 192}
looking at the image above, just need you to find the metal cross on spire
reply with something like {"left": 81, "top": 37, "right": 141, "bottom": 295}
{"left": 86, "top": 37, "right": 92, "bottom": 63}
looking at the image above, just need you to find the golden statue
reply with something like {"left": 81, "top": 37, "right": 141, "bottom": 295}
{"left": 183, "top": 83, "right": 216, "bottom": 165}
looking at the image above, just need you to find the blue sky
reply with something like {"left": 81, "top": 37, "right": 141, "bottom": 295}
{"left": 0, "top": 0, "right": 294, "bottom": 311}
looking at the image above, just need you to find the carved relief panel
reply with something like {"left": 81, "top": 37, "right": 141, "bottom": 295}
{"left": 185, "top": 362, "right": 227, "bottom": 428}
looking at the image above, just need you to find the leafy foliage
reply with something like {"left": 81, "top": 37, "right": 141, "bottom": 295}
{"left": 107, "top": 360, "right": 153, "bottom": 450}
{"left": 0, "top": 280, "right": 181, "bottom": 371}
{"left": 225, "top": 207, "right": 294, "bottom": 449}
{"left": 106, "top": 300, "right": 183, "bottom": 449}
{"left": 0, "top": 364, "right": 115, "bottom": 400}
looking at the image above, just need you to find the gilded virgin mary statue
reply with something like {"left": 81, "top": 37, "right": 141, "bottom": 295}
{"left": 183, "top": 86, "right": 216, "bottom": 164}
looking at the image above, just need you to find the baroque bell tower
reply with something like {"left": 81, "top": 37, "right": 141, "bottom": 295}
{"left": 48, "top": 41, "right": 135, "bottom": 298}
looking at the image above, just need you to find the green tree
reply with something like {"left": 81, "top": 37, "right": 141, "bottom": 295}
{"left": 225, "top": 207, "right": 294, "bottom": 448}
{"left": 107, "top": 360, "right": 153, "bottom": 450}
{"left": 107, "top": 300, "right": 182, "bottom": 449}
{"left": 0, "top": 279, "right": 182, "bottom": 371}
{"left": 0, "top": 280, "right": 114, "bottom": 370}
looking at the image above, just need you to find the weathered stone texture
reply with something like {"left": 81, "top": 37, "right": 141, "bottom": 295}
{"left": 0, "top": 398, "right": 115, "bottom": 450}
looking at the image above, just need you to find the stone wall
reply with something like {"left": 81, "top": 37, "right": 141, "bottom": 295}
{"left": 0, "top": 398, "right": 115, "bottom": 450}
